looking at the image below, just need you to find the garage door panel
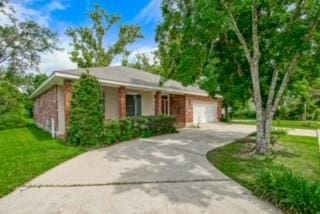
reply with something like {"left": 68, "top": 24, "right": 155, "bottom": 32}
{"left": 193, "top": 102, "right": 217, "bottom": 124}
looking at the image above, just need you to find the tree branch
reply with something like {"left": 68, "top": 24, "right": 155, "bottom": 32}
{"left": 271, "top": 17, "right": 319, "bottom": 116}
{"left": 220, "top": 0, "right": 252, "bottom": 64}
{"left": 272, "top": 40, "right": 312, "bottom": 114}
{"left": 252, "top": 0, "right": 260, "bottom": 62}
{"left": 265, "top": 65, "right": 279, "bottom": 116}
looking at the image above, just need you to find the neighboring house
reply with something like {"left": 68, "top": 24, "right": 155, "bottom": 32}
{"left": 31, "top": 66, "right": 223, "bottom": 137}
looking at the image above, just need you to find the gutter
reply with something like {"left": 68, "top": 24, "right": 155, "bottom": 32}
{"left": 30, "top": 71, "right": 215, "bottom": 98}
{"left": 29, "top": 71, "right": 57, "bottom": 99}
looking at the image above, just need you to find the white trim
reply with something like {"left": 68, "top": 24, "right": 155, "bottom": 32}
{"left": 30, "top": 73, "right": 56, "bottom": 98}
{"left": 160, "top": 94, "right": 170, "bottom": 116}
{"left": 31, "top": 72, "right": 210, "bottom": 98}
{"left": 57, "top": 85, "right": 65, "bottom": 136}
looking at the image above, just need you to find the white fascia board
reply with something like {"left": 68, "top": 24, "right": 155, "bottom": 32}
{"left": 30, "top": 71, "right": 210, "bottom": 98}
{"left": 29, "top": 73, "right": 57, "bottom": 98}
{"left": 55, "top": 72, "right": 209, "bottom": 97}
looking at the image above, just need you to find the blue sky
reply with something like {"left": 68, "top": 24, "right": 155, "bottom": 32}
{"left": 6, "top": 0, "right": 162, "bottom": 74}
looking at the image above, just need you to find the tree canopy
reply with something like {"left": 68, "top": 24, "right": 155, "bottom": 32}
{"left": 122, "top": 51, "right": 161, "bottom": 74}
{"left": 0, "top": 0, "right": 59, "bottom": 73}
{"left": 157, "top": 0, "right": 320, "bottom": 154}
{"left": 66, "top": 5, "right": 143, "bottom": 68}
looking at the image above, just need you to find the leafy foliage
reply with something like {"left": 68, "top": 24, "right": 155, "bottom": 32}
{"left": 66, "top": 5, "right": 143, "bottom": 68}
{"left": 104, "top": 116, "right": 177, "bottom": 145}
{"left": 123, "top": 51, "right": 161, "bottom": 74}
{"left": 278, "top": 78, "right": 320, "bottom": 120}
{"left": 157, "top": 0, "right": 320, "bottom": 153}
{"left": 0, "top": 0, "right": 58, "bottom": 73}
{"left": 208, "top": 133, "right": 320, "bottom": 213}
{"left": 0, "top": 81, "right": 26, "bottom": 130}
{"left": 0, "top": 70, "right": 48, "bottom": 117}
{"left": 23, "top": 73, "right": 48, "bottom": 96}
{"left": 0, "top": 70, "right": 48, "bottom": 95}
{"left": 68, "top": 73, "right": 104, "bottom": 146}
{"left": 254, "top": 166, "right": 320, "bottom": 214}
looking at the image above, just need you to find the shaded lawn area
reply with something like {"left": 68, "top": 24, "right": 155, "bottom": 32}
{"left": 230, "top": 119, "right": 320, "bottom": 130}
{"left": 207, "top": 134, "right": 320, "bottom": 189}
{"left": 0, "top": 125, "right": 84, "bottom": 197}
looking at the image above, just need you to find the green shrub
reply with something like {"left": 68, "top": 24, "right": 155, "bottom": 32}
{"left": 103, "top": 115, "right": 177, "bottom": 144}
{"left": 67, "top": 73, "right": 104, "bottom": 146}
{"left": 254, "top": 166, "right": 320, "bottom": 214}
{"left": 0, "top": 81, "right": 27, "bottom": 130}
{"left": 0, "top": 114, "right": 26, "bottom": 130}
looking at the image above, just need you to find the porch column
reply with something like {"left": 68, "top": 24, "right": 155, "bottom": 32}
{"left": 118, "top": 86, "right": 126, "bottom": 119}
{"left": 155, "top": 91, "right": 161, "bottom": 116}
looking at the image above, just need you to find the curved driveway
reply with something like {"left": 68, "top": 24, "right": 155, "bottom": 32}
{"left": 0, "top": 123, "right": 281, "bottom": 214}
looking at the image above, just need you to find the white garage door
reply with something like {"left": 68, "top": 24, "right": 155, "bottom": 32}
{"left": 193, "top": 101, "right": 217, "bottom": 124}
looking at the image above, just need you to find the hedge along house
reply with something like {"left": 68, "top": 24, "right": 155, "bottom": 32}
{"left": 31, "top": 66, "right": 223, "bottom": 137}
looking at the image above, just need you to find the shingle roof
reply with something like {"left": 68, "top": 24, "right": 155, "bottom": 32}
{"left": 56, "top": 66, "right": 208, "bottom": 96}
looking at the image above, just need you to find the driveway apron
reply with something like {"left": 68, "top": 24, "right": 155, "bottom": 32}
{"left": 0, "top": 123, "right": 281, "bottom": 214}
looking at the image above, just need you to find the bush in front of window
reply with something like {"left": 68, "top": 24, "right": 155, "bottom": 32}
{"left": 68, "top": 72, "right": 104, "bottom": 146}
{"left": 103, "top": 115, "right": 177, "bottom": 144}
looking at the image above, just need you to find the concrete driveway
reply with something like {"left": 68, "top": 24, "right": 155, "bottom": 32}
{"left": 0, "top": 123, "right": 280, "bottom": 214}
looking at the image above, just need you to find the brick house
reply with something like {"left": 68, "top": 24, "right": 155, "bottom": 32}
{"left": 31, "top": 66, "right": 223, "bottom": 137}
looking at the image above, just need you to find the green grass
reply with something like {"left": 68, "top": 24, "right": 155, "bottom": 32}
{"left": 0, "top": 125, "right": 84, "bottom": 197}
{"left": 207, "top": 134, "right": 320, "bottom": 191}
{"left": 231, "top": 119, "right": 320, "bottom": 130}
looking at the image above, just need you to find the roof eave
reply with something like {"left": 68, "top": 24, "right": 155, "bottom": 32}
{"left": 30, "top": 71, "right": 211, "bottom": 99}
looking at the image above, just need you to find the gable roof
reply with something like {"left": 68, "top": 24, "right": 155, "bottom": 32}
{"left": 31, "top": 66, "right": 210, "bottom": 98}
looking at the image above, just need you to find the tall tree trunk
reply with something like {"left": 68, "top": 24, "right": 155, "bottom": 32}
{"left": 256, "top": 112, "right": 273, "bottom": 154}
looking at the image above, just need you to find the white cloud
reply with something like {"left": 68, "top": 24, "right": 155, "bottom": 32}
{"left": 47, "top": 0, "right": 66, "bottom": 11}
{"left": 133, "top": 0, "right": 162, "bottom": 25}
{"left": 0, "top": 0, "right": 74, "bottom": 74}
{"left": 111, "top": 45, "right": 158, "bottom": 66}
{"left": 39, "top": 50, "right": 76, "bottom": 74}
{"left": 129, "top": 46, "right": 158, "bottom": 63}
{"left": 0, "top": 0, "right": 68, "bottom": 27}
{"left": 39, "top": 36, "right": 76, "bottom": 74}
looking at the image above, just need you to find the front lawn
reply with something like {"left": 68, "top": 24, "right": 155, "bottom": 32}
{"left": 0, "top": 125, "right": 84, "bottom": 197}
{"left": 231, "top": 119, "right": 320, "bottom": 130}
{"left": 207, "top": 134, "right": 320, "bottom": 213}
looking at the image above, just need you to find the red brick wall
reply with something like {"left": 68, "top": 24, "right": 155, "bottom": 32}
{"left": 169, "top": 94, "right": 223, "bottom": 126}
{"left": 33, "top": 86, "right": 58, "bottom": 132}
{"left": 216, "top": 99, "right": 223, "bottom": 120}
{"left": 169, "top": 94, "right": 187, "bottom": 126}
{"left": 118, "top": 86, "right": 126, "bottom": 118}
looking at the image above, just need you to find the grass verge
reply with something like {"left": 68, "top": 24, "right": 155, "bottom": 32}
{"left": 207, "top": 134, "right": 320, "bottom": 213}
{"left": 0, "top": 125, "right": 84, "bottom": 197}
{"left": 230, "top": 119, "right": 320, "bottom": 130}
